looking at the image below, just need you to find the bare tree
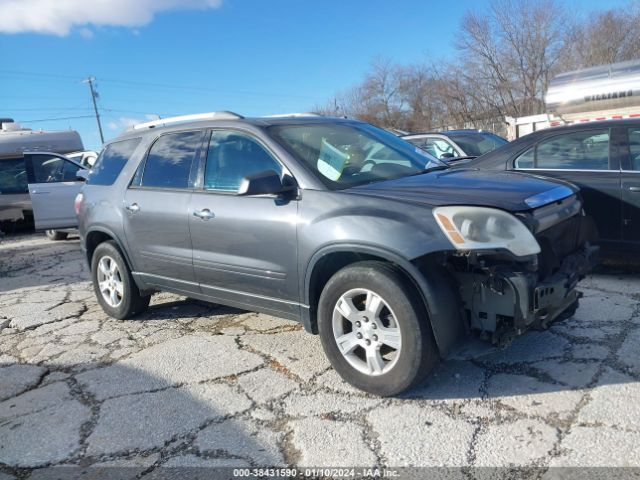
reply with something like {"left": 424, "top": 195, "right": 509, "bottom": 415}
{"left": 314, "top": 58, "right": 407, "bottom": 128}
{"left": 562, "top": 5, "right": 640, "bottom": 69}
{"left": 457, "top": 0, "right": 565, "bottom": 118}
{"left": 316, "top": 0, "right": 638, "bottom": 134}
{"left": 398, "top": 63, "right": 446, "bottom": 132}
{"left": 357, "top": 57, "right": 406, "bottom": 126}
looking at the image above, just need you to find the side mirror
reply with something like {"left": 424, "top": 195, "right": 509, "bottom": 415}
{"left": 238, "top": 170, "right": 286, "bottom": 196}
{"left": 76, "top": 169, "right": 89, "bottom": 181}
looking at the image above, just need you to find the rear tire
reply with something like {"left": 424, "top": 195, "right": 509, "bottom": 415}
{"left": 91, "top": 241, "right": 150, "bottom": 319}
{"left": 45, "top": 230, "right": 68, "bottom": 241}
{"left": 317, "top": 261, "right": 438, "bottom": 396}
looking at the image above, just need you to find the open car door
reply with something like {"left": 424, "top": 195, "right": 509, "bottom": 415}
{"left": 25, "top": 152, "right": 87, "bottom": 230}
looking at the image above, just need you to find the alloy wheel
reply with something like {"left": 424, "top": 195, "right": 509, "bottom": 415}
{"left": 332, "top": 288, "right": 402, "bottom": 376}
{"left": 97, "top": 256, "right": 124, "bottom": 308}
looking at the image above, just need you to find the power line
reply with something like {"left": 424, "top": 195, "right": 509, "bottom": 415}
{"left": 102, "top": 107, "right": 173, "bottom": 116}
{"left": 19, "top": 115, "right": 95, "bottom": 123}
{"left": 0, "top": 68, "right": 330, "bottom": 100}
{"left": 0, "top": 95, "right": 86, "bottom": 101}
{"left": 4, "top": 107, "right": 93, "bottom": 112}
{"left": 97, "top": 77, "right": 328, "bottom": 100}
{"left": 0, "top": 69, "right": 81, "bottom": 80}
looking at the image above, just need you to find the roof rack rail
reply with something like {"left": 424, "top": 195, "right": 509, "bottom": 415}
{"left": 263, "top": 112, "right": 322, "bottom": 118}
{"left": 130, "top": 111, "right": 244, "bottom": 130}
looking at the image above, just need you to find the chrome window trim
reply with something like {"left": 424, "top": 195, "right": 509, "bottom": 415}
{"left": 515, "top": 168, "right": 620, "bottom": 173}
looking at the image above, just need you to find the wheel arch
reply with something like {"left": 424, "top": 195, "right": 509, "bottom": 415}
{"left": 84, "top": 227, "right": 134, "bottom": 272}
{"left": 302, "top": 244, "right": 465, "bottom": 357}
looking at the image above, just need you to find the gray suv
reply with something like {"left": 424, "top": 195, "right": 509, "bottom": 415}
{"left": 30, "top": 112, "right": 597, "bottom": 395}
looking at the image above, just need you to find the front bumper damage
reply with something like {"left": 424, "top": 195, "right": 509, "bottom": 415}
{"left": 442, "top": 193, "right": 600, "bottom": 345}
{"left": 454, "top": 244, "right": 598, "bottom": 344}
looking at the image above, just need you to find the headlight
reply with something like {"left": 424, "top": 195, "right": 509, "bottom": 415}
{"left": 433, "top": 206, "right": 540, "bottom": 257}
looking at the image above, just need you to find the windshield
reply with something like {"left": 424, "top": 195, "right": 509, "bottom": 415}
{"left": 267, "top": 122, "right": 444, "bottom": 190}
{"left": 447, "top": 132, "right": 508, "bottom": 157}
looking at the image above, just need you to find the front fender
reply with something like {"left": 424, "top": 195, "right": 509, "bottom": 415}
{"left": 297, "top": 190, "right": 462, "bottom": 355}
{"left": 302, "top": 243, "right": 465, "bottom": 358}
{"left": 297, "top": 190, "right": 451, "bottom": 268}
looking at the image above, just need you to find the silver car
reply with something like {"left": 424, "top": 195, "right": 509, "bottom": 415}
{"left": 402, "top": 129, "right": 508, "bottom": 160}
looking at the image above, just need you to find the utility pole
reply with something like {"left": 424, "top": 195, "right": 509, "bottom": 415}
{"left": 83, "top": 76, "right": 104, "bottom": 144}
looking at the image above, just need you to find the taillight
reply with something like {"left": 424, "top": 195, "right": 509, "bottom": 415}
{"left": 74, "top": 193, "right": 84, "bottom": 216}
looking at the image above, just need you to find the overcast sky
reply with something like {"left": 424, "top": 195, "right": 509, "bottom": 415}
{"left": 0, "top": 0, "right": 633, "bottom": 151}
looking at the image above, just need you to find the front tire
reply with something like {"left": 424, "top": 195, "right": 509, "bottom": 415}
{"left": 45, "top": 230, "right": 68, "bottom": 241}
{"left": 317, "top": 261, "right": 438, "bottom": 396}
{"left": 91, "top": 241, "right": 150, "bottom": 319}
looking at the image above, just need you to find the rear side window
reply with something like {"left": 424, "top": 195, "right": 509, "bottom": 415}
{"left": 515, "top": 129, "right": 610, "bottom": 170}
{"left": 0, "top": 158, "right": 27, "bottom": 194}
{"left": 141, "top": 131, "right": 201, "bottom": 189}
{"left": 89, "top": 138, "right": 141, "bottom": 186}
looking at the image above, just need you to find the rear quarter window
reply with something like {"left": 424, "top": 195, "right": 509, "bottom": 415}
{"left": 88, "top": 138, "right": 142, "bottom": 186}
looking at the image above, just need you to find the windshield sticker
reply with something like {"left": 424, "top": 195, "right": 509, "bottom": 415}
{"left": 318, "top": 138, "right": 350, "bottom": 181}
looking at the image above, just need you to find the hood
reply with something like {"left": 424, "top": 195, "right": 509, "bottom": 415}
{"left": 348, "top": 168, "right": 577, "bottom": 212}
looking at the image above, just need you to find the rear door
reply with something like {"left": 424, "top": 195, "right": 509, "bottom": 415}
{"left": 25, "top": 153, "right": 87, "bottom": 230}
{"left": 512, "top": 128, "right": 622, "bottom": 246}
{"left": 122, "top": 130, "right": 204, "bottom": 290}
{"left": 621, "top": 125, "right": 640, "bottom": 248}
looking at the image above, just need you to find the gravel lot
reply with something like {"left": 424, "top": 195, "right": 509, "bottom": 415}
{"left": 1, "top": 233, "right": 640, "bottom": 477}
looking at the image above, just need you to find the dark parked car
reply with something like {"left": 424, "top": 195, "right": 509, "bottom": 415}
{"left": 402, "top": 129, "right": 508, "bottom": 160}
{"left": 27, "top": 112, "right": 597, "bottom": 395}
{"left": 466, "top": 119, "right": 640, "bottom": 256}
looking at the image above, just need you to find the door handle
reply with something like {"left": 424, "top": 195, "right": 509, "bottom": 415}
{"left": 629, "top": 186, "right": 640, "bottom": 192}
{"left": 30, "top": 190, "right": 50, "bottom": 195}
{"left": 125, "top": 203, "right": 140, "bottom": 213}
{"left": 193, "top": 208, "right": 214, "bottom": 220}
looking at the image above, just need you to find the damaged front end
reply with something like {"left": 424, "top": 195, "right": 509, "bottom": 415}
{"left": 431, "top": 193, "right": 598, "bottom": 345}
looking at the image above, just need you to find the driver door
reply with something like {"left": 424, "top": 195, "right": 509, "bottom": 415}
{"left": 25, "top": 152, "right": 87, "bottom": 230}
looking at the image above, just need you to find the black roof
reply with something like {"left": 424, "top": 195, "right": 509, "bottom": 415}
{"left": 466, "top": 117, "right": 640, "bottom": 170}
{"left": 515, "top": 117, "right": 640, "bottom": 139}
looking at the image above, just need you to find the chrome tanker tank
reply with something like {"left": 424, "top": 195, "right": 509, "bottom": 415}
{"left": 545, "top": 59, "right": 640, "bottom": 115}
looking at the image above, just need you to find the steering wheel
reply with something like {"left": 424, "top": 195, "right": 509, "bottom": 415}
{"left": 360, "top": 159, "right": 377, "bottom": 172}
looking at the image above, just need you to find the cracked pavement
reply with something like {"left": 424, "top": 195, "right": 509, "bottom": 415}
{"left": 1, "top": 233, "right": 640, "bottom": 477}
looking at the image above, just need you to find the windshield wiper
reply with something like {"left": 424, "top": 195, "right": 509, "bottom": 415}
{"left": 409, "top": 164, "right": 450, "bottom": 176}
